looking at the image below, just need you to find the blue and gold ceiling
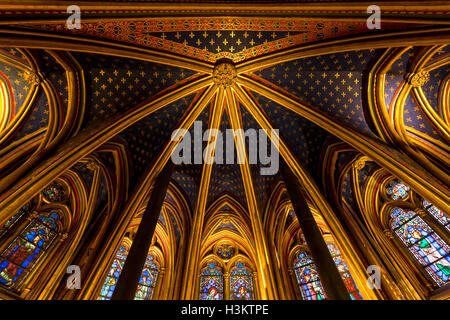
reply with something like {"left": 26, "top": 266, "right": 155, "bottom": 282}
{"left": 252, "top": 49, "right": 380, "bottom": 136}
{"left": 74, "top": 52, "right": 196, "bottom": 125}
{"left": 0, "top": 3, "right": 448, "bottom": 236}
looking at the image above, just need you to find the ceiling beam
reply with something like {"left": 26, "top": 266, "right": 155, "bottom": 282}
{"left": 78, "top": 83, "right": 218, "bottom": 299}
{"left": 234, "top": 83, "right": 379, "bottom": 299}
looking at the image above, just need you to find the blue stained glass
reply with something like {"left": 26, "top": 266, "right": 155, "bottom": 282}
{"left": 230, "top": 261, "right": 254, "bottom": 300}
{"left": 390, "top": 208, "right": 415, "bottom": 229}
{"left": 327, "top": 243, "right": 363, "bottom": 300}
{"left": 390, "top": 207, "right": 450, "bottom": 287}
{"left": 0, "top": 212, "right": 60, "bottom": 289}
{"left": 99, "top": 246, "right": 160, "bottom": 300}
{"left": 200, "top": 261, "right": 223, "bottom": 300}
{"left": 425, "top": 259, "right": 450, "bottom": 286}
{"left": 293, "top": 251, "right": 326, "bottom": 300}
{"left": 394, "top": 216, "right": 432, "bottom": 245}
{"left": 135, "top": 253, "right": 159, "bottom": 300}
{"left": 216, "top": 244, "right": 235, "bottom": 260}
{"left": 387, "top": 181, "right": 410, "bottom": 200}
{"left": 98, "top": 245, "right": 128, "bottom": 300}
{"left": 294, "top": 251, "right": 314, "bottom": 268}
{"left": 422, "top": 199, "right": 450, "bottom": 230}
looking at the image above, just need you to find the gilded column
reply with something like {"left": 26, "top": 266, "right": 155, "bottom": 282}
{"left": 224, "top": 272, "right": 230, "bottom": 300}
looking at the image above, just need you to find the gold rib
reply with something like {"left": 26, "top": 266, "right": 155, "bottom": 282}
{"left": 234, "top": 84, "right": 380, "bottom": 300}
{"left": 79, "top": 84, "right": 218, "bottom": 299}
{"left": 182, "top": 86, "right": 225, "bottom": 299}
{"left": 225, "top": 85, "right": 277, "bottom": 299}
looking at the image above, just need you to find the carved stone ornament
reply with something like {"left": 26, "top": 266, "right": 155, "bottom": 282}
{"left": 23, "top": 71, "right": 40, "bottom": 85}
{"left": 383, "top": 229, "right": 394, "bottom": 239}
{"left": 212, "top": 62, "right": 237, "bottom": 87}
{"left": 354, "top": 158, "right": 366, "bottom": 170}
{"left": 408, "top": 71, "right": 430, "bottom": 87}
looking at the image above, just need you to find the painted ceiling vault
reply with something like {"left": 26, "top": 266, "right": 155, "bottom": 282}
{"left": 0, "top": 1, "right": 449, "bottom": 301}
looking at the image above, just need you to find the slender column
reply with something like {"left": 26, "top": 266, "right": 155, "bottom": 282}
{"left": 111, "top": 161, "right": 174, "bottom": 300}
{"left": 224, "top": 273, "right": 230, "bottom": 300}
{"left": 280, "top": 162, "right": 350, "bottom": 300}
{"left": 252, "top": 272, "right": 258, "bottom": 299}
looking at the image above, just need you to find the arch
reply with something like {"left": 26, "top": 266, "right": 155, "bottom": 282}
{"left": 228, "top": 259, "right": 255, "bottom": 300}
{"left": 290, "top": 247, "right": 326, "bottom": 301}
{"left": 384, "top": 205, "right": 450, "bottom": 287}
{"left": 199, "top": 258, "right": 224, "bottom": 300}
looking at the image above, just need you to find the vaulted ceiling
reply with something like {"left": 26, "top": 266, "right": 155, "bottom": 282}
{"left": 0, "top": 1, "right": 448, "bottom": 230}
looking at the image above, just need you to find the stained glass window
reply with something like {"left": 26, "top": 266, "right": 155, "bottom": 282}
{"left": 390, "top": 207, "right": 450, "bottom": 286}
{"left": 99, "top": 245, "right": 160, "bottom": 300}
{"left": 42, "top": 183, "right": 65, "bottom": 202}
{"left": 386, "top": 181, "right": 410, "bottom": 200}
{"left": 230, "top": 261, "right": 254, "bottom": 300}
{"left": 422, "top": 199, "right": 450, "bottom": 231}
{"left": 216, "top": 244, "right": 235, "bottom": 260}
{"left": 135, "top": 253, "right": 159, "bottom": 300}
{"left": 293, "top": 251, "right": 326, "bottom": 300}
{"left": 199, "top": 261, "right": 223, "bottom": 300}
{"left": 327, "top": 243, "right": 363, "bottom": 300}
{"left": 98, "top": 245, "right": 128, "bottom": 300}
{"left": 0, "top": 201, "right": 32, "bottom": 238}
{"left": 0, "top": 211, "right": 61, "bottom": 290}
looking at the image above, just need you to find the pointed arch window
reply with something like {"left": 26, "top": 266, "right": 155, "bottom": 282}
{"left": 99, "top": 244, "right": 161, "bottom": 300}
{"left": 135, "top": 253, "right": 159, "bottom": 300}
{"left": 99, "top": 245, "right": 128, "bottom": 300}
{"left": 199, "top": 261, "right": 223, "bottom": 300}
{"left": 390, "top": 207, "right": 450, "bottom": 286}
{"left": 327, "top": 243, "right": 362, "bottom": 300}
{"left": 422, "top": 199, "right": 450, "bottom": 231}
{"left": 0, "top": 211, "right": 61, "bottom": 290}
{"left": 229, "top": 261, "right": 254, "bottom": 300}
{"left": 293, "top": 250, "right": 326, "bottom": 300}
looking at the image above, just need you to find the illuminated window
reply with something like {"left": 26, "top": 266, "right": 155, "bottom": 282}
{"left": 0, "top": 211, "right": 61, "bottom": 290}
{"left": 327, "top": 243, "right": 363, "bottom": 300}
{"left": 99, "top": 244, "right": 160, "bottom": 300}
{"left": 390, "top": 207, "right": 450, "bottom": 286}
{"left": 422, "top": 199, "right": 450, "bottom": 232}
{"left": 386, "top": 181, "right": 410, "bottom": 200}
{"left": 199, "top": 261, "right": 223, "bottom": 300}
{"left": 229, "top": 261, "right": 254, "bottom": 300}
{"left": 293, "top": 251, "right": 326, "bottom": 300}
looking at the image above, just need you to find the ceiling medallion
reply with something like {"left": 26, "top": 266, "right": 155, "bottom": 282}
{"left": 407, "top": 71, "right": 430, "bottom": 87}
{"left": 23, "top": 71, "right": 40, "bottom": 85}
{"left": 212, "top": 61, "right": 237, "bottom": 87}
{"left": 214, "top": 240, "right": 237, "bottom": 260}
